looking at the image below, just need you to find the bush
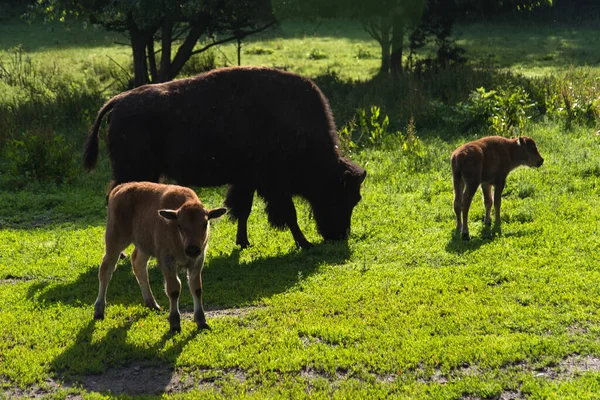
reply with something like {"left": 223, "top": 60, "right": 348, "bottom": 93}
{"left": 179, "top": 48, "right": 217, "bottom": 77}
{"left": 454, "top": 85, "right": 537, "bottom": 136}
{"left": 307, "top": 48, "right": 328, "bottom": 60}
{"left": 2, "top": 129, "right": 77, "bottom": 187}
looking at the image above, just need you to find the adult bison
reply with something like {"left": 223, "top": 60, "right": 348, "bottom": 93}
{"left": 84, "top": 66, "right": 366, "bottom": 249}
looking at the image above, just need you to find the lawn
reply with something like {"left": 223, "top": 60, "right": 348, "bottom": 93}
{"left": 2, "top": 15, "right": 600, "bottom": 399}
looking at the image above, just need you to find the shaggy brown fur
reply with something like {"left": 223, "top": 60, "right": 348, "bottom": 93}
{"left": 93, "top": 181, "right": 226, "bottom": 333}
{"left": 451, "top": 136, "right": 544, "bottom": 240}
{"left": 83, "top": 66, "right": 366, "bottom": 250}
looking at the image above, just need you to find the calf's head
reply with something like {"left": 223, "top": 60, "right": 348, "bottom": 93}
{"left": 312, "top": 161, "right": 367, "bottom": 241}
{"left": 159, "top": 203, "right": 227, "bottom": 258}
{"left": 516, "top": 136, "right": 544, "bottom": 167}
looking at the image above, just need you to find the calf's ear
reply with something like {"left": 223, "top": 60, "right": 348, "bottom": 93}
{"left": 208, "top": 207, "right": 227, "bottom": 220}
{"left": 158, "top": 209, "right": 179, "bottom": 220}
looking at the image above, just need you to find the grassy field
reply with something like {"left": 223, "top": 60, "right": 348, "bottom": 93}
{"left": 2, "top": 15, "right": 600, "bottom": 399}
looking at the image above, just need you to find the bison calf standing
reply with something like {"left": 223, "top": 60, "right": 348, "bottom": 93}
{"left": 451, "top": 136, "right": 544, "bottom": 240}
{"left": 93, "top": 182, "right": 226, "bottom": 333}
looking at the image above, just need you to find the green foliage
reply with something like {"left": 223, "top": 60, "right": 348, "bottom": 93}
{"left": 178, "top": 48, "right": 218, "bottom": 77}
{"left": 1, "top": 129, "right": 77, "bottom": 186}
{"left": 455, "top": 85, "right": 537, "bottom": 136}
{"left": 307, "top": 47, "right": 328, "bottom": 60}
{"left": 355, "top": 44, "right": 375, "bottom": 60}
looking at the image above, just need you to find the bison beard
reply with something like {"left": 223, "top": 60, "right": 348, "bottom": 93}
{"left": 84, "top": 66, "right": 366, "bottom": 249}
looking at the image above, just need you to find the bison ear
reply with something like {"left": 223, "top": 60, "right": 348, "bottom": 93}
{"left": 208, "top": 207, "right": 227, "bottom": 220}
{"left": 158, "top": 209, "right": 178, "bottom": 221}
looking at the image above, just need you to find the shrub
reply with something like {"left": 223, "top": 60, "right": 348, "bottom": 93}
{"left": 179, "top": 49, "right": 217, "bottom": 77}
{"left": 2, "top": 128, "right": 78, "bottom": 186}
{"left": 244, "top": 46, "right": 275, "bottom": 55}
{"left": 355, "top": 45, "right": 375, "bottom": 60}
{"left": 454, "top": 85, "right": 537, "bottom": 136}
{"left": 307, "top": 48, "right": 328, "bottom": 60}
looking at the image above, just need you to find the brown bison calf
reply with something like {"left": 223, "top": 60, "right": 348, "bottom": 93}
{"left": 93, "top": 182, "right": 227, "bottom": 333}
{"left": 451, "top": 136, "right": 544, "bottom": 240}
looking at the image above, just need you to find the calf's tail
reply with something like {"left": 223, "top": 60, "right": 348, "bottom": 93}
{"left": 451, "top": 154, "right": 463, "bottom": 195}
{"left": 83, "top": 97, "right": 119, "bottom": 171}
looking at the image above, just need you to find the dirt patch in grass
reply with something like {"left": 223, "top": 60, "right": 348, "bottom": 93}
{"left": 77, "top": 363, "right": 195, "bottom": 396}
{"left": 1, "top": 378, "right": 62, "bottom": 399}
{"left": 203, "top": 305, "right": 265, "bottom": 318}
{"left": 0, "top": 274, "right": 34, "bottom": 284}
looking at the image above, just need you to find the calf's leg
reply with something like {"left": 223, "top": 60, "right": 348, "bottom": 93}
{"left": 225, "top": 184, "right": 255, "bottom": 248}
{"left": 94, "top": 233, "right": 129, "bottom": 320}
{"left": 493, "top": 181, "right": 505, "bottom": 225}
{"left": 461, "top": 183, "right": 479, "bottom": 241}
{"left": 161, "top": 257, "right": 182, "bottom": 333}
{"left": 187, "top": 253, "right": 209, "bottom": 330}
{"left": 131, "top": 248, "right": 161, "bottom": 311}
{"left": 452, "top": 173, "right": 464, "bottom": 233}
{"left": 481, "top": 183, "right": 493, "bottom": 226}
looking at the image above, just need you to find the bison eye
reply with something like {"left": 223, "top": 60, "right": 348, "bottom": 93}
{"left": 203, "top": 222, "right": 208, "bottom": 229}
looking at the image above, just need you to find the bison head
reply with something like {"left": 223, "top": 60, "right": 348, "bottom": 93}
{"left": 311, "top": 160, "right": 366, "bottom": 242}
{"left": 516, "top": 136, "right": 544, "bottom": 168}
{"left": 159, "top": 203, "right": 227, "bottom": 258}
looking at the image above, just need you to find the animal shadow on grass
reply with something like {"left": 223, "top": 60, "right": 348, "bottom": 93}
{"left": 51, "top": 319, "right": 200, "bottom": 396}
{"left": 27, "top": 241, "right": 350, "bottom": 310}
{"left": 30, "top": 242, "right": 350, "bottom": 395}
{"left": 445, "top": 224, "right": 502, "bottom": 254}
{"left": 446, "top": 224, "right": 538, "bottom": 254}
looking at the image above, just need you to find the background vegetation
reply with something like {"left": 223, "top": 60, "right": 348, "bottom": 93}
{"left": 1, "top": 3, "right": 600, "bottom": 398}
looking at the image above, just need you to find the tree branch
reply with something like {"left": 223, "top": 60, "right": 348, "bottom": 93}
{"left": 190, "top": 20, "right": 276, "bottom": 56}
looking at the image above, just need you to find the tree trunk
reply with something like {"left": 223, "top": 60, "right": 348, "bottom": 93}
{"left": 167, "top": 23, "right": 206, "bottom": 81}
{"left": 147, "top": 38, "right": 158, "bottom": 83}
{"left": 390, "top": 18, "right": 404, "bottom": 75}
{"left": 237, "top": 36, "right": 242, "bottom": 66}
{"left": 131, "top": 30, "right": 149, "bottom": 87}
{"left": 158, "top": 17, "right": 173, "bottom": 83}
{"left": 378, "top": 19, "right": 392, "bottom": 75}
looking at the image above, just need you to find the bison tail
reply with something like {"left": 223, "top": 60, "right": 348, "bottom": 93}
{"left": 83, "top": 97, "right": 118, "bottom": 171}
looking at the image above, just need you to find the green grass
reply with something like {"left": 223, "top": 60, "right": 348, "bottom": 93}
{"left": 2, "top": 122, "right": 600, "bottom": 398}
{"left": 3, "top": 15, "right": 600, "bottom": 399}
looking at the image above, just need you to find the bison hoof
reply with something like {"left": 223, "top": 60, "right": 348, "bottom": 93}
{"left": 236, "top": 239, "right": 251, "bottom": 249}
{"left": 197, "top": 321, "right": 211, "bottom": 330}
{"left": 93, "top": 311, "right": 105, "bottom": 320}
{"left": 170, "top": 325, "right": 182, "bottom": 334}
{"left": 484, "top": 221, "right": 492, "bottom": 226}
{"left": 298, "top": 240, "right": 313, "bottom": 250}
{"left": 461, "top": 233, "right": 471, "bottom": 241}
{"left": 145, "top": 301, "right": 162, "bottom": 311}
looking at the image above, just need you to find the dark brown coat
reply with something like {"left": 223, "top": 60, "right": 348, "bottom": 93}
{"left": 93, "top": 181, "right": 226, "bottom": 333}
{"left": 83, "top": 66, "right": 366, "bottom": 249}
{"left": 451, "top": 136, "right": 544, "bottom": 240}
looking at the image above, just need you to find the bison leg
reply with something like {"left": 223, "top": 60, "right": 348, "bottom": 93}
{"left": 452, "top": 174, "right": 465, "bottom": 233}
{"left": 261, "top": 190, "right": 312, "bottom": 249}
{"left": 131, "top": 248, "right": 161, "bottom": 311}
{"left": 94, "top": 235, "right": 129, "bottom": 320}
{"left": 161, "top": 256, "right": 182, "bottom": 333}
{"left": 187, "top": 253, "right": 210, "bottom": 330}
{"left": 493, "top": 181, "right": 505, "bottom": 225}
{"left": 225, "top": 184, "right": 255, "bottom": 248}
{"left": 481, "top": 183, "right": 493, "bottom": 226}
{"left": 461, "top": 183, "right": 479, "bottom": 241}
